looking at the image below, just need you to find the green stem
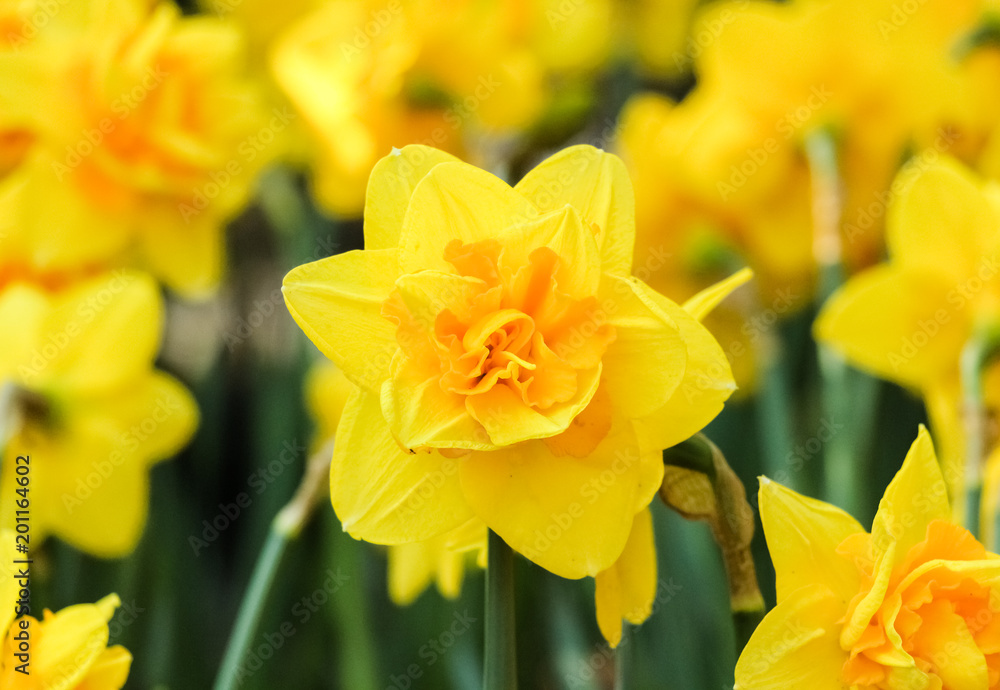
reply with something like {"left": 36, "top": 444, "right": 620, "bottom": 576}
{"left": 962, "top": 337, "right": 990, "bottom": 537}
{"left": 614, "top": 624, "right": 632, "bottom": 690}
{"left": 212, "top": 526, "right": 291, "bottom": 690}
{"left": 212, "top": 440, "right": 334, "bottom": 690}
{"left": 484, "top": 530, "right": 517, "bottom": 690}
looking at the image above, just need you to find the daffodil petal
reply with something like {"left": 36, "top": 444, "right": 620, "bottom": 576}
{"left": 332, "top": 388, "right": 473, "bottom": 543}
{"left": 283, "top": 249, "right": 399, "bottom": 391}
{"left": 460, "top": 421, "right": 642, "bottom": 579}
{"left": 76, "top": 645, "right": 133, "bottom": 689}
{"left": 909, "top": 598, "right": 989, "bottom": 689}
{"left": 382, "top": 353, "right": 493, "bottom": 452}
{"left": 513, "top": 145, "right": 635, "bottom": 277}
{"left": 815, "top": 265, "right": 969, "bottom": 389}
{"left": 890, "top": 157, "right": 1000, "bottom": 281}
{"left": 140, "top": 214, "right": 224, "bottom": 298}
{"left": 0, "top": 283, "right": 48, "bottom": 383}
{"left": 465, "top": 364, "right": 601, "bottom": 447}
{"left": 45, "top": 272, "right": 162, "bottom": 395}
{"left": 499, "top": 204, "right": 601, "bottom": 300}
{"left": 364, "top": 145, "right": 462, "bottom": 250}
{"left": 33, "top": 595, "right": 119, "bottom": 688}
{"left": 598, "top": 275, "right": 688, "bottom": 418}
{"left": 734, "top": 586, "right": 847, "bottom": 690}
{"left": 870, "top": 427, "right": 951, "bottom": 561}
{"left": 594, "top": 509, "right": 658, "bottom": 649}
{"left": 634, "top": 285, "right": 736, "bottom": 449}
{"left": 758, "top": 476, "right": 865, "bottom": 602}
{"left": 681, "top": 267, "right": 754, "bottom": 322}
{"left": 398, "top": 162, "right": 538, "bottom": 274}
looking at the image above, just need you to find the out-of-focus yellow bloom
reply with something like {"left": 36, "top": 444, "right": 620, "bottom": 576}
{"left": 284, "top": 144, "right": 740, "bottom": 579}
{"left": 0, "top": 530, "right": 131, "bottom": 688}
{"left": 0, "top": 272, "right": 198, "bottom": 556}
{"left": 620, "top": 0, "right": 701, "bottom": 81}
{"left": 271, "top": 0, "right": 615, "bottom": 216}
{"left": 0, "top": 0, "right": 275, "bottom": 297}
{"left": 388, "top": 518, "right": 487, "bottom": 605}
{"left": 305, "top": 360, "right": 353, "bottom": 449}
{"left": 816, "top": 157, "right": 1000, "bottom": 507}
{"left": 736, "top": 427, "right": 1000, "bottom": 689}
{"left": 620, "top": 0, "right": 1000, "bottom": 326}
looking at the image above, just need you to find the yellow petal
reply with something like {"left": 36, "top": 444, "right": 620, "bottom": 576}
{"left": 889, "top": 157, "right": 1000, "bottom": 282}
{"left": 282, "top": 249, "right": 399, "bottom": 392}
{"left": 734, "top": 586, "right": 847, "bottom": 690}
{"left": 513, "top": 145, "right": 635, "bottom": 277}
{"left": 0, "top": 283, "right": 49, "bottom": 384}
{"left": 140, "top": 214, "right": 224, "bottom": 298}
{"left": 382, "top": 352, "right": 494, "bottom": 452}
{"left": 595, "top": 507, "right": 657, "bottom": 648}
{"left": 870, "top": 426, "right": 951, "bottom": 561}
{"left": 815, "top": 265, "right": 969, "bottom": 389}
{"left": 331, "top": 388, "right": 473, "bottom": 544}
{"left": 460, "top": 420, "right": 643, "bottom": 579}
{"left": 633, "top": 283, "right": 736, "bottom": 450}
{"left": 681, "top": 267, "right": 754, "bottom": 322}
{"left": 45, "top": 272, "right": 163, "bottom": 395}
{"left": 34, "top": 594, "right": 120, "bottom": 689}
{"left": 364, "top": 145, "right": 462, "bottom": 251}
{"left": 397, "top": 161, "right": 538, "bottom": 274}
{"left": 387, "top": 541, "right": 436, "bottom": 606}
{"left": 75, "top": 645, "right": 133, "bottom": 690}
{"left": 498, "top": 205, "right": 601, "bottom": 300}
{"left": 758, "top": 476, "right": 864, "bottom": 602}
{"left": 598, "top": 275, "right": 688, "bottom": 419}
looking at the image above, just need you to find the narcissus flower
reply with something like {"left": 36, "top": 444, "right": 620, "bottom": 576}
{"left": 736, "top": 427, "right": 1000, "bottom": 689}
{"left": 0, "top": 271, "right": 198, "bottom": 556}
{"left": 816, "top": 156, "right": 1000, "bottom": 508}
{"left": 283, "top": 144, "right": 739, "bottom": 579}
{"left": 0, "top": 0, "right": 275, "bottom": 296}
{"left": 0, "top": 530, "right": 131, "bottom": 688}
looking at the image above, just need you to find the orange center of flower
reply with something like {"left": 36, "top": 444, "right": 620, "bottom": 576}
{"left": 383, "top": 236, "right": 615, "bottom": 445}
{"left": 838, "top": 520, "right": 1000, "bottom": 688}
{"left": 387, "top": 238, "right": 615, "bottom": 409}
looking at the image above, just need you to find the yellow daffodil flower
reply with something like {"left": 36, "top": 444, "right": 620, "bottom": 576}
{"left": 593, "top": 506, "right": 656, "bottom": 648}
{"left": 0, "top": 271, "right": 198, "bottom": 556}
{"left": 816, "top": 156, "right": 1000, "bottom": 510}
{"left": 284, "top": 144, "right": 739, "bottom": 579}
{"left": 0, "top": 529, "right": 131, "bottom": 688}
{"left": 736, "top": 427, "right": 1000, "bottom": 689}
{"left": 0, "top": 0, "right": 275, "bottom": 297}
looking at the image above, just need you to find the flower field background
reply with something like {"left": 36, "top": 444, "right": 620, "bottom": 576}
{"left": 3, "top": 0, "right": 1000, "bottom": 688}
